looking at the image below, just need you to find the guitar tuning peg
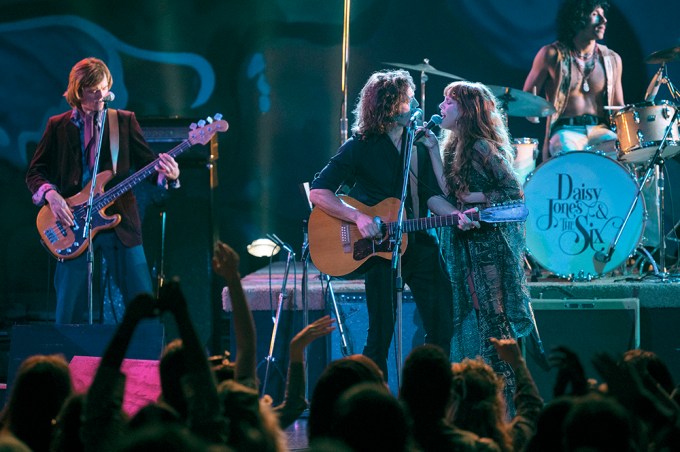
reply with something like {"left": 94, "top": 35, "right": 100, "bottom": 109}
{"left": 197, "top": 119, "right": 206, "bottom": 127}
{"left": 206, "top": 116, "right": 213, "bottom": 124}
{"left": 189, "top": 123, "right": 198, "bottom": 130}
{"left": 214, "top": 113, "right": 223, "bottom": 120}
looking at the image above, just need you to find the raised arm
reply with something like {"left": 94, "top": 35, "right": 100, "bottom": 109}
{"left": 275, "top": 315, "right": 336, "bottom": 428}
{"left": 82, "top": 294, "right": 157, "bottom": 451}
{"left": 213, "top": 241, "right": 257, "bottom": 384}
{"left": 158, "top": 281, "right": 226, "bottom": 444}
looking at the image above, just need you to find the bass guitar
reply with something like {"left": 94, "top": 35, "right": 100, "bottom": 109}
{"left": 36, "top": 114, "right": 228, "bottom": 260}
{"left": 308, "top": 195, "right": 528, "bottom": 276}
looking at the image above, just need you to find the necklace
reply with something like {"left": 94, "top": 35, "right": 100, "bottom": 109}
{"left": 571, "top": 49, "right": 597, "bottom": 93}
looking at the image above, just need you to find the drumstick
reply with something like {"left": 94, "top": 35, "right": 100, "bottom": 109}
{"left": 604, "top": 106, "right": 626, "bottom": 110}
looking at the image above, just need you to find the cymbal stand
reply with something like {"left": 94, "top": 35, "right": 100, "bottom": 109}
{"left": 599, "top": 107, "right": 680, "bottom": 281}
{"left": 419, "top": 58, "right": 430, "bottom": 115}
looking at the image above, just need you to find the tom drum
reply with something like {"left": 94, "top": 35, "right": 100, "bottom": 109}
{"left": 614, "top": 100, "right": 680, "bottom": 163}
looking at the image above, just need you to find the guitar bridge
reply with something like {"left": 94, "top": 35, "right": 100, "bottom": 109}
{"left": 341, "top": 222, "right": 351, "bottom": 253}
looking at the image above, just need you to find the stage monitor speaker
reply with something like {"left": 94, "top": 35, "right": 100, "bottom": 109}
{"left": 329, "top": 293, "right": 421, "bottom": 394}
{"left": 525, "top": 298, "right": 639, "bottom": 402}
{"left": 4, "top": 322, "right": 164, "bottom": 405}
{"left": 138, "top": 118, "right": 222, "bottom": 351}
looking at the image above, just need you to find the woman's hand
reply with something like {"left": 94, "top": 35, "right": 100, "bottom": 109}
{"left": 455, "top": 207, "right": 481, "bottom": 231}
{"left": 415, "top": 126, "right": 439, "bottom": 150}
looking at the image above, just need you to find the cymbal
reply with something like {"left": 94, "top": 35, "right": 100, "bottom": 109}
{"left": 382, "top": 61, "right": 465, "bottom": 80}
{"left": 645, "top": 45, "right": 680, "bottom": 64}
{"left": 487, "top": 85, "right": 556, "bottom": 117}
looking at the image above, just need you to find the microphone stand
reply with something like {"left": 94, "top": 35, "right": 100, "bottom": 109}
{"left": 597, "top": 106, "right": 680, "bottom": 281}
{"left": 83, "top": 106, "right": 109, "bottom": 325}
{"left": 259, "top": 234, "right": 295, "bottom": 396}
{"left": 300, "top": 221, "right": 311, "bottom": 401}
{"left": 390, "top": 119, "right": 417, "bottom": 384}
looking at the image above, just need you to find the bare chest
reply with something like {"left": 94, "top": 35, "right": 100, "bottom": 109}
{"left": 569, "top": 57, "right": 606, "bottom": 97}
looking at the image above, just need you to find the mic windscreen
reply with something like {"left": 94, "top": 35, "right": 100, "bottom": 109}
{"left": 430, "top": 114, "right": 443, "bottom": 125}
{"left": 102, "top": 92, "right": 116, "bottom": 103}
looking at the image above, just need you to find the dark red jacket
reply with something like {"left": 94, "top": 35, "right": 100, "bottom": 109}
{"left": 26, "top": 109, "right": 157, "bottom": 247}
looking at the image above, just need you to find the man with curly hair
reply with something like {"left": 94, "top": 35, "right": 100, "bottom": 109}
{"left": 523, "top": 0, "right": 624, "bottom": 161}
{"left": 310, "top": 70, "right": 454, "bottom": 379}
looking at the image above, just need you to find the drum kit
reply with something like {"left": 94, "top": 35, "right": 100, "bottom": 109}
{"left": 386, "top": 46, "right": 680, "bottom": 281}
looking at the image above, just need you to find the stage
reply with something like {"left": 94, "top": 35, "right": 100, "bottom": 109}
{"left": 223, "top": 260, "right": 680, "bottom": 399}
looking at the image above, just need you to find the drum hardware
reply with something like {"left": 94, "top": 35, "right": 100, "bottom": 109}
{"left": 487, "top": 85, "right": 556, "bottom": 118}
{"left": 600, "top": 106, "right": 680, "bottom": 281}
{"left": 383, "top": 59, "right": 465, "bottom": 115}
{"left": 645, "top": 44, "right": 680, "bottom": 65}
{"left": 512, "top": 137, "right": 539, "bottom": 184}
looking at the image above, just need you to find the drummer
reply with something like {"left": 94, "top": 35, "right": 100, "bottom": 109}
{"left": 523, "top": 0, "right": 624, "bottom": 162}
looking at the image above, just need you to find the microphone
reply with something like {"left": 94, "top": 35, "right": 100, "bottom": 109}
{"left": 414, "top": 114, "right": 443, "bottom": 141}
{"left": 267, "top": 233, "right": 295, "bottom": 255}
{"left": 101, "top": 92, "right": 116, "bottom": 103}
{"left": 409, "top": 108, "right": 424, "bottom": 123}
{"left": 644, "top": 67, "right": 664, "bottom": 102}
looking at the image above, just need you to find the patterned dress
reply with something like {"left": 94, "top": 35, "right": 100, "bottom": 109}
{"left": 440, "top": 140, "right": 534, "bottom": 409}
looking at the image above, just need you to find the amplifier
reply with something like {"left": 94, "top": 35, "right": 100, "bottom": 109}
{"left": 526, "top": 298, "right": 639, "bottom": 401}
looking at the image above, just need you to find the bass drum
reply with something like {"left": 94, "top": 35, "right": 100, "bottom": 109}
{"left": 524, "top": 151, "right": 645, "bottom": 279}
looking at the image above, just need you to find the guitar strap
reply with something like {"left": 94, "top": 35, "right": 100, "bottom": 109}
{"left": 409, "top": 149, "right": 419, "bottom": 217}
{"left": 108, "top": 109, "right": 120, "bottom": 175}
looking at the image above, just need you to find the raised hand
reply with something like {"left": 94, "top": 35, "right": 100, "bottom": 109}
{"left": 290, "top": 315, "right": 336, "bottom": 362}
{"left": 490, "top": 337, "right": 523, "bottom": 368}
{"left": 212, "top": 240, "right": 241, "bottom": 284}
{"left": 157, "top": 278, "right": 188, "bottom": 315}
{"left": 123, "top": 293, "right": 158, "bottom": 323}
{"left": 550, "top": 346, "right": 589, "bottom": 397}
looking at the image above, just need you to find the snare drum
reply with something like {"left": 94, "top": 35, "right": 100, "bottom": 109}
{"left": 512, "top": 137, "right": 538, "bottom": 184}
{"left": 524, "top": 151, "right": 645, "bottom": 279}
{"left": 613, "top": 100, "right": 680, "bottom": 163}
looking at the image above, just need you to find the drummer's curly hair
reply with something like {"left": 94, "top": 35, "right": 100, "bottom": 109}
{"left": 351, "top": 70, "right": 415, "bottom": 137}
{"left": 556, "top": 0, "right": 610, "bottom": 45}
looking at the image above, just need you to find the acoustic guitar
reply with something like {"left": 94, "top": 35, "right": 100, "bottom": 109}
{"left": 308, "top": 195, "right": 528, "bottom": 276}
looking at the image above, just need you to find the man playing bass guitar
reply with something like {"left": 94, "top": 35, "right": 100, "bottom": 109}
{"left": 26, "top": 57, "right": 180, "bottom": 324}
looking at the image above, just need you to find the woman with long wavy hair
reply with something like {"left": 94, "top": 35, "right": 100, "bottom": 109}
{"left": 421, "top": 81, "right": 534, "bottom": 414}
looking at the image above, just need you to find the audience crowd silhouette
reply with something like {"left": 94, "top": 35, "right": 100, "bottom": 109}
{"left": 0, "top": 241, "right": 678, "bottom": 451}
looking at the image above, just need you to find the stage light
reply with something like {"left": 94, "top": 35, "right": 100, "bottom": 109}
{"left": 247, "top": 238, "right": 281, "bottom": 258}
